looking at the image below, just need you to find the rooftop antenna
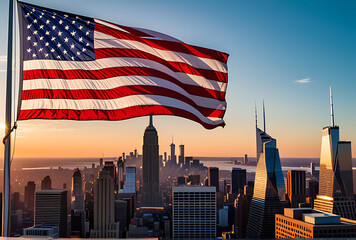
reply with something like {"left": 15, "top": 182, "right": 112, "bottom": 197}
{"left": 149, "top": 115, "right": 153, "bottom": 126}
{"left": 330, "top": 86, "right": 335, "bottom": 127}
{"left": 255, "top": 102, "right": 258, "bottom": 128}
{"left": 263, "top": 100, "right": 266, "bottom": 132}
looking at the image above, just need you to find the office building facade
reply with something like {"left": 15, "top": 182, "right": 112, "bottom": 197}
{"left": 287, "top": 170, "right": 306, "bottom": 208}
{"left": 232, "top": 168, "right": 246, "bottom": 194}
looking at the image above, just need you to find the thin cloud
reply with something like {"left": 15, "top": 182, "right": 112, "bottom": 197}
{"left": 295, "top": 78, "right": 311, "bottom": 84}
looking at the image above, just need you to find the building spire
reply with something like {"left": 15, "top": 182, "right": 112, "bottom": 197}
{"left": 330, "top": 86, "right": 335, "bottom": 127}
{"left": 263, "top": 100, "right": 266, "bottom": 133}
{"left": 255, "top": 102, "right": 258, "bottom": 128}
{"left": 149, "top": 115, "right": 153, "bottom": 127}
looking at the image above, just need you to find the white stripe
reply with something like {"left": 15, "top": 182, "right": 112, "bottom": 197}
{"left": 94, "top": 31, "right": 227, "bottom": 73}
{"left": 20, "top": 95, "right": 224, "bottom": 126}
{"left": 22, "top": 76, "right": 226, "bottom": 110}
{"left": 23, "top": 57, "right": 226, "bottom": 92}
{"left": 94, "top": 19, "right": 131, "bottom": 34}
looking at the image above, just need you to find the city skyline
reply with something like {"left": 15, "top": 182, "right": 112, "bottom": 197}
{"left": 0, "top": 0, "right": 355, "bottom": 160}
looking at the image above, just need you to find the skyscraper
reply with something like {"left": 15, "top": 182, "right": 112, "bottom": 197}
{"left": 119, "top": 166, "right": 136, "bottom": 194}
{"left": 142, "top": 116, "right": 161, "bottom": 207}
{"left": 41, "top": 175, "right": 52, "bottom": 190}
{"left": 255, "top": 102, "right": 271, "bottom": 164}
{"left": 35, "top": 189, "right": 68, "bottom": 238}
{"left": 232, "top": 168, "right": 246, "bottom": 194}
{"left": 170, "top": 140, "right": 176, "bottom": 166}
{"left": 173, "top": 186, "right": 216, "bottom": 239}
{"left": 90, "top": 169, "right": 119, "bottom": 238}
{"left": 117, "top": 157, "right": 125, "bottom": 190}
{"left": 178, "top": 144, "right": 185, "bottom": 167}
{"left": 246, "top": 115, "right": 288, "bottom": 239}
{"left": 208, "top": 167, "right": 219, "bottom": 192}
{"left": 287, "top": 170, "right": 306, "bottom": 208}
{"left": 314, "top": 88, "right": 356, "bottom": 219}
{"left": 24, "top": 181, "right": 36, "bottom": 216}
{"left": 71, "top": 168, "right": 85, "bottom": 211}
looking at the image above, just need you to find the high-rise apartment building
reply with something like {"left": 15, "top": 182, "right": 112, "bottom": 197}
{"left": 35, "top": 189, "right": 68, "bottom": 238}
{"left": 71, "top": 168, "right": 85, "bottom": 211}
{"left": 246, "top": 121, "right": 288, "bottom": 239}
{"left": 287, "top": 170, "right": 306, "bottom": 208}
{"left": 315, "top": 89, "right": 356, "bottom": 219}
{"left": 90, "top": 169, "right": 119, "bottom": 238}
{"left": 142, "top": 116, "right": 161, "bottom": 207}
{"left": 208, "top": 167, "right": 219, "bottom": 192}
{"left": 173, "top": 186, "right": 216, "bottom": 239}
{"left": 232, "top": 168, "right": 246, "bottom": 194}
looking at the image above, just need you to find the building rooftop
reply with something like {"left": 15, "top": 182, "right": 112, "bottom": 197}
{"left": 173, "top": 185, "right": 216, "bottom": 192}
{"left": 36, "top": 189, "right": 67, "bottom": 194}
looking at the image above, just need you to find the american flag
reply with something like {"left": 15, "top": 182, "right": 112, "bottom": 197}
{"left": 18, "top": 2, "right": 228, "bottom": 129}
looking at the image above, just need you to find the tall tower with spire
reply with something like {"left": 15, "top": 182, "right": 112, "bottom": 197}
{"left": 314, "top": 88, "right": 356, "bottom": 219}
{"left": 142, "top": 116, "right": 161, "bottom": 207}
{"left": 255, "top": 102, "right": 271, "bottom": 163}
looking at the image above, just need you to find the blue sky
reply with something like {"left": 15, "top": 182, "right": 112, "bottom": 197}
{"left": 0, "top": 0, "right": 355, "bottom": 158}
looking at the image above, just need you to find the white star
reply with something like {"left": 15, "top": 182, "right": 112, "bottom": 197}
{"left": 82, "top": 47, "right": 86, "bottom": 52}
{"left": 39, "top": 48, "right": 43, "bottom": 52}
{"left": 45, "top": 42, "right": 49, "bottom": 46}
{"left": 57, "top": 55, "right": 61, "bottom": 59}
{"left": 78, "top": 25, "right": 83, "bottom": 30}
{"left": 53, "top": 12, "right": 57, "bottom": 15}
{"left": 86, "top": 20, "right": 90, "bottom": 25}
{"left": 65, "top": 25, "right": 70, "bottom": 30}
{"left": 33, "top": 42, "right": 38, "bottom": 46}
{"left": 58, "top": 31, "right": 63, "bottom": 36}
{"left": 45, "top": 53, "right": 49, "bottom": 57}
{"left": 57, "top": 43, "right": 62, "bottom": 48}
{"left": 63, "top": 50, "right": 67, "bottom": 54}
{"left": 33, "top": 19, "right": 38, "bottom": 24}
{"left": 64, "top": 37, "right": 69, "bottom": 42}
{"left": 70, "top": 43, "right": 75, "bottom": 49}
{"left": 77, "top": 51, "right": 80, "bottom": 56}
{"left": 71, "top": 31, "right": 76, "bottom": 36}
{"left": 52, "top": 15, "right": 56, "bottom": 19}
{"left": 39, "top": 25, "right": 44, "bottom": 29}
{"left": 64, "top": 14, "right": 68, "bottom": 18}
{"left": 45, "top": 31, "right": 50, "bottom": 35}
{"left": 76, "top": 16, "right": 80, "bottom": 19}
{"left": 39, "top": 15, "right": 43, "bottom": 19}
{"left": 27, "top": 48, "right": 32, "bottom": 53}
{"left": 86, "top": 43, "right": 89, "bottom": 46}
{"left": 40, "top": 36, "right": 44, "bottom": 40}
{"left": 51, "top": 36, "right": 56, "bottom": 41}
{"left": 25, "top": 13, "right": 30, "bottom": 18}
{"left": 32, "top": 8, "right": 35, "bottom": 12}
{"left": 71, "top": 56, "right": 75, "bottom": 60}
{"left": 72, "top": 20, "right": 76, "bottom": 24}
{"left": 52, "top": 25, "right": 57, "bottom": 30}
{"left": 50, "top": 48, "right": 55, "bottom": 53}
{"left": 46, "top": 19, "right": 50, "bottom": 24}
{"left": 32, "top": 53, "right": 36, "bottom": 58}
{"left": 78, "top": 37, "right": 83, "bottom": 42}
{"left": 59, "top": 20, "right": 63, "bottom": 25}
{"left": 27, "top": 36, "right": 31, "bottom": 41}
{"left": 86, "top": 30, "right": 90, "bottom": 35}
{"left": 27, "top": 24, "right": 31, "bottom": 29}
{"left": 41, "top": 12, "right": 45, "bottom": 15}
{"left": 33, "top": 30, "right": 38, "bottom": 35}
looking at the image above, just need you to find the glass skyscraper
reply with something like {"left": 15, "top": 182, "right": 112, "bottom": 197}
{"left": 246, "top": 126, "right": 288, "bottom": 238}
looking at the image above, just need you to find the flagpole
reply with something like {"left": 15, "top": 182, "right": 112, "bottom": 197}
{"left": 3, "top": 0, "right": 14, "bottom": 236}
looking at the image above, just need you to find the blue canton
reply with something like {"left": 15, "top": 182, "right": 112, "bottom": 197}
{"left": 20, "top": 3, "right": 95, "bottom": 61}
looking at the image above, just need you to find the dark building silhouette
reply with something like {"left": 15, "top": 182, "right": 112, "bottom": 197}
{"left": 117, "top": 157, "right": 125, "bottom": 190}
{"left": 208, "top": 167, "right": 219, "bottom": 192}
{"left": 177, "top": 177, "right": 186, "bottom": 186}
{"left": 35, "top": 189, "right": 68, "bottom": 238}
{"left": 187, "top": 175, "right": 200, "bottom": 185}
{"left": 72, "top": 168, "right": 85, "bottom": 211}
{"left": 142, "top": 116, "right": 161, "bottom": 207}
{"left": 11, "top": 192, "right": 20, "bottom": 211}
{"left": 41, "top": 175, "right": 52, "bottom": 190}
{"left": 308, "top": 180, "right": 319, "bottom": 201}
{"left": 178, "top": 144, "right": 185, "bottom": 167}
{"left": 287, "top": 170, "right": 306, "bottom": 208}
{"left": 232, "top": 168, "right": 246, "bottom": 194}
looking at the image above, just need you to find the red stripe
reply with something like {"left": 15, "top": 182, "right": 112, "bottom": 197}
{"left": 21, "top": 86, "right": 225, "bottom": 118}
{"left": 18, "top": 106, "right": 225, "bottom": 129}
{"left": 95, "top": 23, "right": 228, "bottom": 64}
{"left": 23, "top": 67, "right": 226, "bottom": 101}
{"left": 95, "top": 48, "right": 227, "bottom": 83}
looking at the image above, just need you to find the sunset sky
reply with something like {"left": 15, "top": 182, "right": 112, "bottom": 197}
{"left": 0, "top": 0, "right": 355, "bottom": 160}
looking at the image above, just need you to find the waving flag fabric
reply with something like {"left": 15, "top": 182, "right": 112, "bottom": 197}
{"left": 17, "top": 2, "right": 228, "bottom": 129}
